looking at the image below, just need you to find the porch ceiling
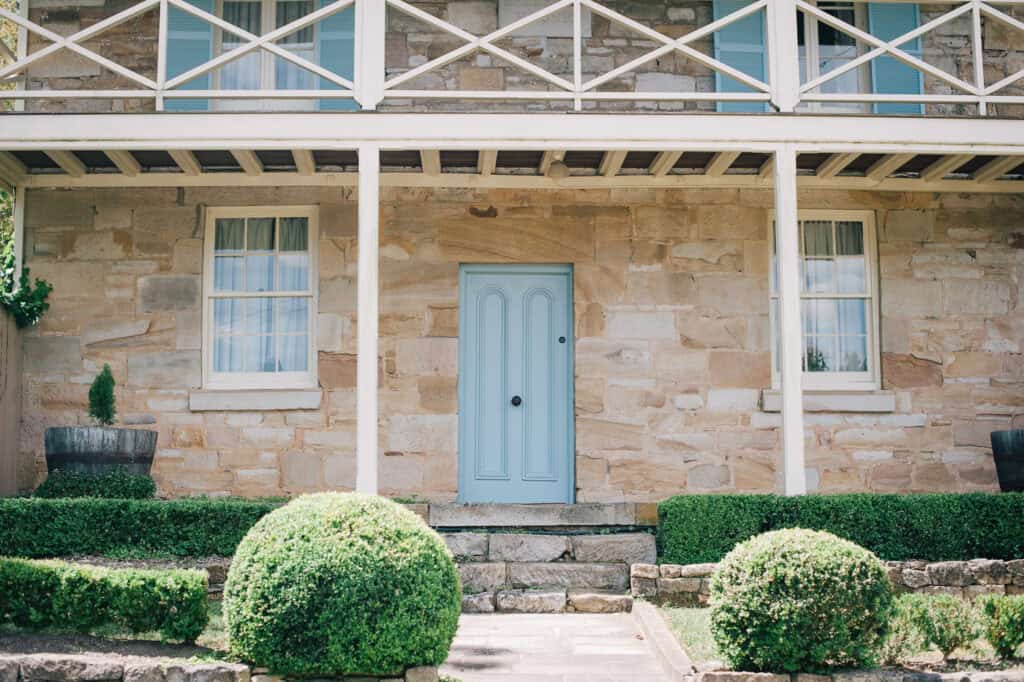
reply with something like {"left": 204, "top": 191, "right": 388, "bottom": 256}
{"left": 3, "top": 145, "right": 1024, "bottom": 194}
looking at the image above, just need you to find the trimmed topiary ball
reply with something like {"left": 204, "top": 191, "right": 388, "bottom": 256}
{"left": 709, "top": 528, "right": 893, "bottom": 673}
{"left": 223, "top": 493, "right": 460, "bottom": 677}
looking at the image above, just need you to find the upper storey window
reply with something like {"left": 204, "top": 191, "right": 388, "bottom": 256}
{"left": 712, "top": 0, "right": 923, "bottom": 114}
{"left": 166, "top": 0, "right": 355, "bottom": 111}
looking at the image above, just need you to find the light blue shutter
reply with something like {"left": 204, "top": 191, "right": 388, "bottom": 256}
{"left": 713, "top": 0, "right": 767, "bottom": 113}
{"left": 165, "top": 0, "right": 214, "bottom": 111}
{"left": 317, "top": 1, "right": 357, "bottom": 111}
{"left": 868, "top": 3, "right": 923, "bottom": 115}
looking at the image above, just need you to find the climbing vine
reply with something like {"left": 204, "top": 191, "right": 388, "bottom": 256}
{"left": 0, "top": 190, "right": 53, "bottom": 329}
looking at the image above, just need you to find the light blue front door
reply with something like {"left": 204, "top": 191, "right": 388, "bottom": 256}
{"left": 458, "top": 264, "right": 574, "bottom": 504}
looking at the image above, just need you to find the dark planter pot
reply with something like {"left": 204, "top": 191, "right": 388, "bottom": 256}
{"left": 44, "top": 426, "right": 158, "bottom": 476}
{"left": 991, "top": 429, "right": 1024, "bottom": 493}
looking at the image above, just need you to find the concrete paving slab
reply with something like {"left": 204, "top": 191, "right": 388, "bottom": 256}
{"left": 441, "top": 613, "right": 669, "bottom": 682}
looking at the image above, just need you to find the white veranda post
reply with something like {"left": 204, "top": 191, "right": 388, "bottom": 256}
{"left": 774, "top": 145, "right": 807, "bottom": 495}
{"left": 356, "top": 145, "right": 380, "bottom": 494}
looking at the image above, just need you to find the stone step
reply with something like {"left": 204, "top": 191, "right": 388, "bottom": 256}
{"left": 429, "top": 503, "right": 656, "bottom": 528}
{"left": 441, "top": 530, "right": 656, "bottom": 565}
{"left": 464, "top": 589, "right": 633, "bottom": 614}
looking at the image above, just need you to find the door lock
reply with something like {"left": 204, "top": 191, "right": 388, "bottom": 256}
{"left": 510, "top": 395, "right": 522, "bottom": 407}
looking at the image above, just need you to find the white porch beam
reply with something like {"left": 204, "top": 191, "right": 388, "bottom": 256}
{"left": 12, "top": 185, "right": 25, "bottom": 284}
{"left": 973, "top": 156, "right": 1022, "bottom": 184}
{"left": 0, "top": 152, "right": 27, "bottom": 187}
{"left": 230, "top": 149, "right": 263, "bottom": 176}
{"left": 45, "top": 150, "right": 85, "bottom": 177}
{"left": 921, "top": 154, "right": 973, "bottom": 182}
{"left": 4, "top": 114, "right": 1024, "bottom": 154}
{"left": 104, "top": 150, "right": 141, "bottom": 176}
{"left": 774, "top": 144, "right": 807, "bottom": 497}
{"left": 648, "top": 151, "right": 682, "bottom": 177}
{"left": 866, "top": 153, "right": 914, "bottom": 183}
{"left": 356, "top": 143, "right": 380, "bottom": 495}
{"left": 168, "top": 150, "right": 202, "bottom": 176}
{"left": 292, "top": 149, "right": 316, "bottom": 176}
{"left": 599, "top": 150, "right": 628, "bottom": 177}
{"left": 539, "top": 150, "right": 566, "bottom": 176}
{"left": 420, "top": 149, "right": 441, "bottom": 176}
{"left": 477, "top": 149, "right": 497, "bottom": 177}
{"left": 815, "top": 152, "right": 858, "bottom": 179}
{"left": 705, "top": 151, "right": 740, "bottom": 177}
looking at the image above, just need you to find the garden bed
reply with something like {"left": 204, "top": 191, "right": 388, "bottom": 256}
{"left": 656, "top": 605, "right": 1024, "bottom": 680}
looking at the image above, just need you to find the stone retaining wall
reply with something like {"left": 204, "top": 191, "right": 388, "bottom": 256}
{"left": 631, "top": 558, "right": 1024, "bottom": 605}
{"left": 18, "top": 186, "right": 1024, "bottom": 499}
{"left": 689, "top": 671, "right": 1024, "bottom": 682}
{"left": 0, "top": 655, "right": 439, "bottom": 682}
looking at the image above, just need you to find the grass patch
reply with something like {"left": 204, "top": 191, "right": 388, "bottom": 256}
{"left": 658, "top": 606, "right": 720, "bottom": 665}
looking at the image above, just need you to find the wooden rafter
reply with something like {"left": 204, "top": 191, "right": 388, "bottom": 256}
{"left": 420, "top": 150, "right": 441, "bottom": 176}
{"left": 45, "top": 150, "right": 86, "bottom": 177}
{"left": 539, "top": 150, "right": 566, "bottom": 176}
{"left": 168, "top": 150, "right": 202, "bottom": 176}
{"left": 815, "top": 152, "right": 859, "bottom": 179}
{"left": 648, "top": 151, "right": 682, "bottom": 177}
{"left": 921, "top": 154, "right": 973, "bottom": 182}
{"left": 478, "top": 149, "right": 497, "bottom": 177}
{"left": 973, "top": 156, "right": 1021, "bottom": 183}
{"left": 104, "top": 150, "right": 141, "bottom": 176}
{"left": 0, "top": 151, "right": 27, "bottom": 186}
{"left": 230, "top": 149, "right": 263, "bottom": 176}
{"left": 705, "top": 151, "right": 740, "bottom": 177}
{"left": 292, "top": 149, "right": 316, "bottom": 176}
{"left": 599, "top": 150, "right": 628, "bottom": 177}
{"left": 865, "top": 153, "right": 915, "bottom": 182}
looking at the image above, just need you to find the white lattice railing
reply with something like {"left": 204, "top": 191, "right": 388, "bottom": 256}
{"left": 0, "top": 0, "right": 1022, "bottom": 113}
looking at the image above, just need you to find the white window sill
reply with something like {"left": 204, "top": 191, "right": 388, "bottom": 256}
{"left": 761, "top": 390, "right": 895, "bottom": 413}
{"left": 189, "top": 389, "right": 322, "bottom": 412}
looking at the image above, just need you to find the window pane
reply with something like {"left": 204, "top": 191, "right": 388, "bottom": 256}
{"left": 839, "top": 335, "right": 868, "bottom": 372}
{"left": 279, "top": 217, "right": 309, "bottom": 251}
{"left": 837, "top": 257, "right": 866, "bottom": 294}
{"left": 214, "top": 256, "right": 244, "bottom": 291}
{"left": 278, "top": 254, "right": 309, "bottom": 291}
{"left": 277, "top": 0, "right": 313, "bottom": 42}
{"left": 806, "top": 336, "right": 835, "bottom": 372}
{"left": 804, "top": 259, "right": 835, "bottom": 293}
{"left": 803, "top": 299, "right": 836, "bottom": 335}
{"left": 803, "top": 220, "right": 833, "bottom": 256}
{"left": 214, "top": 336, "right": 243, "bottom": 372}
{"left": 278, "top": 335, "right": 308, "bottom": 371}
{"left": 838, "top": 299, "right": 867, "bottom": 335}
{"left": 246, "top": 254, "right": 275, "bottom": 292}
{"left": 245, "top": 336, "right": 275, "bottom": 372}
{"left": 836, "top": 221, "right": 864, "bottom": 255}
{"left": 246, "top": 297, "right": 274, "bottom": 334}
{"left": 278, "top": 297, "right": 308, "bottom": 333}
{"left": 214, "top": 298, "right": 244, "bottom": 334}
{"left": 247, "top": 218, "right": 275, "bottom": 251}
{"left": 215, "top": 218, "right": 244, "bottom": 251}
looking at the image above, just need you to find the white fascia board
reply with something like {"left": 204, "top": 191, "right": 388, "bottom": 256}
{"left": 2, "top": 114, "right": 1024, "bottom": 154}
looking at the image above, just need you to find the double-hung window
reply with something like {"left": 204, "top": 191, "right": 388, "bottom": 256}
{"left": 798, "top": 1, "right": 870, "bottom": 113}
{"left": 203, "top": 206, "right": 318, "bottom": 390}
{"left": 770, "top": 210, "right": 880, "bottom": 391}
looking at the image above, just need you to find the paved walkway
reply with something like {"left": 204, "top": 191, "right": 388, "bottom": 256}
{"left": 440, "top": 613, "right": 669, "bottom": 682}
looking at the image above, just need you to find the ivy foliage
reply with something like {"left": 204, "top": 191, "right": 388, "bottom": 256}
{"left": 1, "top": 190, "right": 53, "bottom": 328}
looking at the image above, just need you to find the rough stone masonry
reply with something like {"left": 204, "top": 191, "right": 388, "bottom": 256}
{"left": 16, "top": 185, "right": 1024, "bottom": 499}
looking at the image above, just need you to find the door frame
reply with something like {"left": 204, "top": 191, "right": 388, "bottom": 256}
{"left": 456, "top": 263, "right": 576, "bottom": 504}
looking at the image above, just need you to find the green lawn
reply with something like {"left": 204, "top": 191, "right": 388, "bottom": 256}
{"left": 657, "top": 606, "right": 720, "bottom": 665}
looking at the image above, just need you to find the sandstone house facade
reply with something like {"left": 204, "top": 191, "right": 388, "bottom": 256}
{"left": 2, "top": 0, "right": 1023, "bottom": 503}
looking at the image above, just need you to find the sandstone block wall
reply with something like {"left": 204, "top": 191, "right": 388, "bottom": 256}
{"left": 17, "top": 186, "right": 1024, "bottom": 499}
{"left": 17, "top": 0, "right": 1024, "bottom": 116}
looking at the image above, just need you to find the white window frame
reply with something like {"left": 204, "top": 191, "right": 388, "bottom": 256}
{"left": 769, "top": 209, "right": 881, "bottom": 392}
{"left": 212, "top": 0, "right": 318, "bottom": 112}
{"left": 202, "top": 205, "right": 319, "bottom": 391}
{"left": 798, "top": 0, "right": 872, "bottom": 114}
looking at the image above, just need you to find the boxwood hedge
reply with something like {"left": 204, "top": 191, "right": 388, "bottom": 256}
{"left": 33, "top": 468, "right": 157, "bottom": 499}
{"left": 0, "top": 497, "right": 280, "bottom": 558}
{"left": 0, "top": 557, "right": 208, "bottom": 642}
{"left": 658, "top": 493, "right": 1024, "bottom": 564}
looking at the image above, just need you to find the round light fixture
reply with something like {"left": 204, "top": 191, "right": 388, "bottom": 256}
{"left": 547, "top": 159, "right": 571, "bottom": 180}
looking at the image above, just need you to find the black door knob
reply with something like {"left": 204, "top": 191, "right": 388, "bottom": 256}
{"left": 511, "top": 395, "right": 522, "bottom": 407}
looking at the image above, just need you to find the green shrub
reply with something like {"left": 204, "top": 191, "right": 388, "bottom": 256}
{"left": 88, "top": 364, "right": 116, "bottom": 426}
{"left": 881, "top": 594, "right": 926, "bottom": 665}
{"left": 658, "top": 493, "right": 1024, "bottom": 564}
{"left": 709, "top": 528, "right": 893, "bottom": 673}
{"left": 903, "top": 592, "right": 978, "bottom": 659}
{"left": 0, "top": 557, "right": 208, "bottom": 642}
{"left": 224, "top": 493, "right": 461, "bottom": 677}
{"left": 981, "top": 594, "right": 1024, "bottom": 659}
{"left": 33, "top": 468, "right": 156, "bottom": 499}
{"left": 0, "top": 497, "right": 280, "bottom": 558}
